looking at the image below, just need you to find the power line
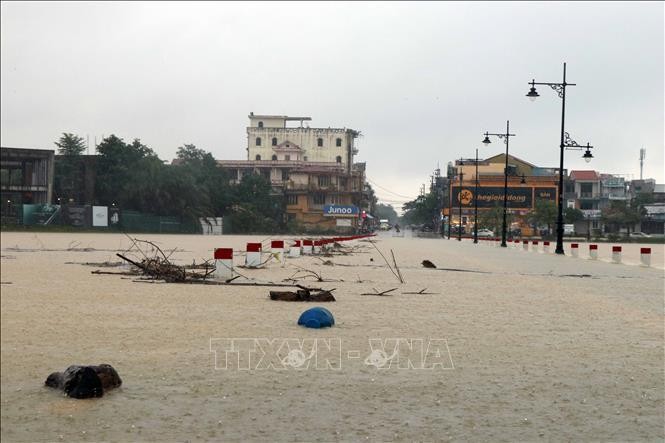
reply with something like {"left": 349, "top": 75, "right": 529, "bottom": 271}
{"left": 366, "top": 177, "right": 416, "bottom": 200}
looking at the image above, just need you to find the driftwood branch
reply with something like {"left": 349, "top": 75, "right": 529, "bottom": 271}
{"left": 361, "top": 287, "right": 397, "bottom": 296}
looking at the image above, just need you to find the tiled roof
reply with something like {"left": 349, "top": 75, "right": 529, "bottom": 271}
{"left": 570, "top": 170, "right": 599, "bottom": 181}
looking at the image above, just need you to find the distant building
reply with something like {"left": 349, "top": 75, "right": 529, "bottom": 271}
{"left": 217, "top": 113, "right": 369, "bottom": 232}
{"left": 447, "top": 153, "right": 560, "bottom": 236}
{"left": 246, "top": 113, "right": 359, "bottom": 171}
{"left": 1, "top": 147, "right": 55, "bottom": 207}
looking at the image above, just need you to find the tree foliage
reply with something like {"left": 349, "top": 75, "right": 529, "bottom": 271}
{"left": 375, "top": 203, "right": 398, "bottom": 222}
{"left": 401, "top": 193, "right": 439, "bottom": 226}
{"left": 527, "top": 200, "right": 558, "bottom": 235}
{"left": 54, "top": 133, "right": 87, "bottom": 202}
{"left": 564, "top": 207, "right": 584, "bottom": 224}
{"left": 63, "top": 134, "right": 285, "bottom": 231}
{"left": 55, "top": 133, "right": 86, "bottom": 156}
{"left": 478, "top": 204, "right": 514, "bottom": 234}
{"left": 601, "top": 196, "right": 648, "bottom": 235}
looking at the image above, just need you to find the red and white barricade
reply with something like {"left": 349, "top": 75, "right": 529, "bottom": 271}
{"left": 289, "top": 240, "right": 302, "bottom": 258}
{"left": 302, "top": 240, "right": 313, "bottom": 255}
{"left": 271, "top": 240, "right": 285, "bottom": 265}
{"left": 589, "top": 244, "right": 598, "bottom": 260}
{"left": 532, "top": 240, "right": 539, "bottom": 252}
{"left": 214, "top": 248, "right": 234, "bottom": 280}
{"left": 246, "top": 242, "right": 262, "bottom": 267}
{"left": 570, "top": 243, "right": 579, "bottom": 258}
{"left": 543, "top": 241, "right": 550, "bottom": 253}
{"left": 611, "top": 246, "right": 622, "bottom": 264}
{"left": 313, "top": 240, "right": 322, "bottom": 254}
{"left": 522, "top": 240, "right": 529, "bottom": 251}
{"left": 640, "top": 248, "right": 651, "bottom": 267}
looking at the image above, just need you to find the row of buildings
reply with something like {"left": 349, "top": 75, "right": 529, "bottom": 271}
{"left": 1, "top": 113, "right": 662, "bottom": 235}
{"left": 435, "top": 154, "right": 665, "bottom": 236}
{"left": 1, "top": 113, "right": 374, "bottom": 232}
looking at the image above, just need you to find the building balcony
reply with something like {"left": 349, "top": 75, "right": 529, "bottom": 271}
{"left": 579, "top": 193, "right": 600, "bottom": 199}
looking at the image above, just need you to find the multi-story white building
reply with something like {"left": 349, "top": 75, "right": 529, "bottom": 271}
{"left": 215, "top": 113, "right": 370, "bottom": 232}
{"left": 246, "top": 113, "right": 359, "bottom": 172}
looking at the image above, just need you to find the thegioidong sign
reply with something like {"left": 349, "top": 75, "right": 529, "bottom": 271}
{"left": 451, "top": 186, "right": 557, "bottom": 209}
{"left": 323, "top": 205, "right": 359, "bottom": 217}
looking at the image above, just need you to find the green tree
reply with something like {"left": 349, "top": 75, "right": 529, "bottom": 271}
{"left": 527, "top": 200, "right": 558, "bottom": 235}
{"left": 564, "top": 207, "right": 584, "bottom": 224}
{"left": 95, "top": 135, "right": 160, "bottom": 206}
{"left": 54, "top": 133, "right": 86, "bottom": 203}
{"left": 375, "top": 203, "right": 398, "bottom": 222}
{"left": 55, "top": 133, "right": 86, "bottom": 155}
{"left": 601, "top": 196, "right": 647, "bottom": 236}
{"left": 478, "top": 204, "right": 514, "bottom": 235}
{"left": 401, "top": 192, "right": 439, "bottom": 226}
{"left": 227, "top": 174, "right": 284, "bottom": 233}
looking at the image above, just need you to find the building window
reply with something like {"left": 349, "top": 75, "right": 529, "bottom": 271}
{"left": 336, "top": 138, "right": 342, "bottom": 147}
{"left": 282, "top": 170, "right": 289, "bottom": 181}
{"left": 318, "top": 175, "right": 330, "bottom": 187}
{"left": 317, "top": 138, "right": 323, "bottom": 147}
{"left": 271, "top": 155, "right": 277, "bottom": 161}
{"left": 258, "top": 121, "right": 263, "bottom": 128}
{"left": 313, "top": 193, "right": 325, "bottom": 205}
{"left": 255, "top": 155, "right": 261, "bottom": 161}
{"left": 336, "top": 156, "right": 342, "bottom": 163}
{"left": 286, "top": 194, "right": 298, "bottom": 205}
{"left": 256, "top": 137, "right": 262, "bottom": 146}
{"left": 272, "top": 138, "right": 277, "bottom": 146}
{"left": 339, "top": 177, "right": 348, "bottom": 188}
{"left": 285, "top": 155, "right": 290, "bottom": 161}
{"left": 303, "top": 156, "right": 308, "bottom": 161}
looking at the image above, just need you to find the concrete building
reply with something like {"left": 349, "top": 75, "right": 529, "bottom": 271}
{"left": 446, "top": 153, "right": 560, "bottom": 236}
{"left": 1, "top": 147, "right": 55, "bottom": 214}
{"left": 246, "top": 113, "right": 359, "bottom": 172}
{"left": 217, "top": 114, "right": 369, "bottom": 232}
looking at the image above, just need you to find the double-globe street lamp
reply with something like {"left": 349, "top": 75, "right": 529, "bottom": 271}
{"left": 526, "top": 62, "right": 594, "bottom": 255}
{"left": 481, "top": 120, "right": 516, "bottom": 247}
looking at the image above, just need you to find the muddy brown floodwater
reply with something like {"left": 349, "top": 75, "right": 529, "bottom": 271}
{"left": 1, "top": 232, "right": 663, "bottom": 441}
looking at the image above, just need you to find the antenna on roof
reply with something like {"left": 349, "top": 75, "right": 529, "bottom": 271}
{"left": 639, "top": 148, "right": 646, "bottom": 180}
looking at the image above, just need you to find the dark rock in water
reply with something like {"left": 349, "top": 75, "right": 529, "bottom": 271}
{"left": 92, "top": 364, "right": 122, "bottom": 390}
{"left": 45, "top": 364, "right": 122, "bottom": 399}
{"left": 422, "top": 260, "right": 437, "bottom": 269}
{"left": 270, "top": 289, "right": 335, "bottom": 302}
{"left": 45, "top": 371, "right": 64, "bottom": 389}
{"left": 63, "top": 366, "right": 103, "bottom": 399}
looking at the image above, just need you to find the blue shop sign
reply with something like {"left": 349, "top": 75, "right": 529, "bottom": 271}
{"left": 323, "top": 205, "right": 359, "bottom": 217}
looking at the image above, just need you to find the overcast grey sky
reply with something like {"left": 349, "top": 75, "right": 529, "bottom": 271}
{"left": 2, "top": 1, "right": 663, "bottom": 207}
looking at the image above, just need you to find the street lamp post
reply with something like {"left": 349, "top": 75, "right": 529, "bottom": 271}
{"left": 473, "top": 148, "right": 479, "bottom": 244}
{"left": 457, "top": 159, "right": 464, "bottom": 241}
{"left": 526, "top": 62, "right": 595, "bottom": 255}
{"left": 481, "top": 120, "right": 516, "bottom": 247}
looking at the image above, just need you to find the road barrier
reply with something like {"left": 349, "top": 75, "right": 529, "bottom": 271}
{"left": 640, "top": 248, "right": 651, "bottom": 267}
{"left": 246, "top": 242, "right": 262, "bottom": 267}
{"left": 271, "top": 240, "right": 284, "bottom": 265}
{"left": 214, "top": 248, "right": 234, "bottom": 280}
{"left": 589, "top": 244, "right": 598, "bottom": 260}
{"left": 289, "top": 240, "right": 301, "bottom": 258}
{"left": 612, "top": 246, "right": 622, "bottom": 264}
{"left": 571, "top": 243, "right": 579, "bottom": 258}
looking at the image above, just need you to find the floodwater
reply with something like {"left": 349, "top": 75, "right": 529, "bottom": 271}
{"left": 1, "top": 231, "right": 663, "bottom": 441}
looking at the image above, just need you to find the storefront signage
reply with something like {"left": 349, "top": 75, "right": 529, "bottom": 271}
{"left": 323, "top": 205, "right": 359, "bottom": 217}
{"left": 451, "top": 186, "right": 557, "bottom": 209}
